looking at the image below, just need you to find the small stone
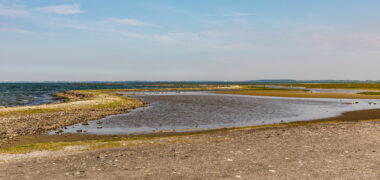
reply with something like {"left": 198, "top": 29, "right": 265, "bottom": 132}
{"left": 269, "top": 170, "right": 276, "bottom": 173}
{"left": 76, "top": 129, "right": 82, "bottom": 133}
{"left": 97, "top": 126, "right": 103, "bottom": 129}
{"left": 82, "top": 122, "right": 89, "bottom": 126}
{"left": 96, "top": 121, "right": 103, "bottom": 124}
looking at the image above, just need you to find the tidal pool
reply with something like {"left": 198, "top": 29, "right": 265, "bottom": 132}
{"left": 51, "top": 91, "right": 380, "bottom": 135}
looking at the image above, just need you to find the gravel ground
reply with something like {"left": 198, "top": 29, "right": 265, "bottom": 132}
{"left": 0, "top": 120, "right": 379, "bottom": 180}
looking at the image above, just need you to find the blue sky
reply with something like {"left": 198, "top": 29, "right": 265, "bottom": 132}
{"left": 1, "top": 0, "right": 380, "bottom": 81}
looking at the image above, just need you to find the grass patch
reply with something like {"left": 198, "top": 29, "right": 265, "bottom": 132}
{"left": 358, "top": 91, "right": 380, "bottom": 95}
{"left": 244, "top": 86, "right": 309, "bottom": 92}
{"left": 282, "top": 83, "right": 380, "bottom": 90}
{"left": 0, "top": 90, "right": 135, "bottom": 117}
{"left": 0, "top": 137, "right": 154, "bottom": 154}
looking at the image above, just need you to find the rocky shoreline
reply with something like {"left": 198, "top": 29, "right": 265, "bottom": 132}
{"left": 0, "top": 91, "right": 144, "bottom": 147}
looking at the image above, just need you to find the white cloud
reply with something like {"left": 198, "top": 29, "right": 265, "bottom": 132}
{"left": 0, "top": 27, "right": 33, "bottom": 34}
{"left": 0, "top": 4, "right": 29, "bottom": 16}
{"left": 37, "top": 4, "right": 83, "bottom": 15}
{"left": 108, "top": 18, "right": 154, "bottom": 27}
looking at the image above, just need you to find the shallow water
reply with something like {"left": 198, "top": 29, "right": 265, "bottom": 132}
{"left": 52, "top": 92, "right": 380, "bottom": 135}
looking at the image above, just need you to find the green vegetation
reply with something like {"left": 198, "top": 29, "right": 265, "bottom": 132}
{"left": 244, "top": 85, "right": 310, "bottom": 92}
{"left": 0, "top": 137, "right": 154, "bottom": 154}
{"left": 0, "top": 90, "right": 137, "bottom": 117}
{"left": 358, "top": 92, "right": 380, "bottom": 95}
{"left": 282, "top": 83, "right": 380, "bottom": 90}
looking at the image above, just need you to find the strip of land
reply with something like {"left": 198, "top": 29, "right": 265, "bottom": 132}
{"left": 0, "top": 90, "right": 145, "bottom": 146}
{"left": 215, "top": 89, "right": 380, "bottom": 99}
{"left": 281, "top": 82, "right": 380, "bottom": 90}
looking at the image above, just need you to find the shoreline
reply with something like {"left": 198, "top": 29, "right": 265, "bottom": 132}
{"left": 1, "top": 88, "right": 379, "bottom": 149}
{"left": 214, "top": 89, "right": 380, "bottom": 99}
{"left": 1, "top": 88, "right": 379, "bottom": 179}
{"left": 0, "top": 90, "right": 145, "bottom": 146}
{"left": 0, "top": 112, "right": 379, "bottom": 179}
{"left": 3, "top": 107, "right": 380, "bottom": 149}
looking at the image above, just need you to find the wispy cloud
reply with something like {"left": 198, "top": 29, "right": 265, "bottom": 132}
{"left": 37, "top": 4, "right": 83, "bottom": 15}
{"left": 202, "top": 30, "right": 228, "bottom": 36}
{"left": 110, "top": 29, "right": 256, "bottom": 50}
{"left": 107, "top": 18, "right": 154, "bottom": 27}
{"left": 0, "top": 27, "right": 57, "bottom": 37}
{"left": 0, "top": 27, "right": 34, "bottom": 34}
{"left": 226, "top": 13, "right": 254, "bottom": 17}
{"left": 0, "top": 4, "right": 29, "bottom": 16}
{"left": 47, "top": 20, "right": 91, "bottom": 30}
{"left": 109, "top": 30, "right": 146, "bottom": 38}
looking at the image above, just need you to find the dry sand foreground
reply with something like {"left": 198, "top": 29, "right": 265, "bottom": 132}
{"left": 0, "top": 120, "right": 379, "bottom": 180}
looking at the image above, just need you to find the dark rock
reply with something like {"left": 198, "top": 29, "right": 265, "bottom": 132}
{"left": 82, "top": 122, "right": 90, "bottom": 126}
